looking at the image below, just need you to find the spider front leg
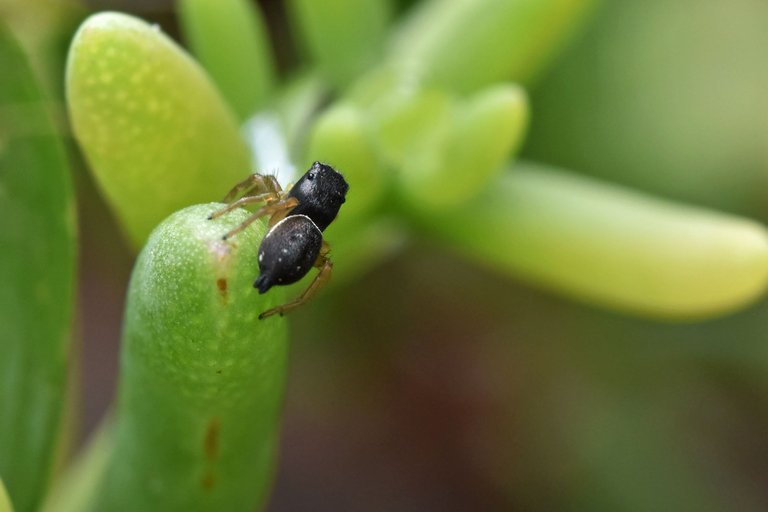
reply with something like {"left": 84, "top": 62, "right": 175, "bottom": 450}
{"left": 221, "top": 196, "right": 299, "bottom": 240}
{"left": 208, "top": 173, "right": 283, "bottom": 220}
{"left": 223, "top": 173, "right": 282, "bottom": 203}
{"left": 259, "top": 243, "right": 333, "bottom": 319}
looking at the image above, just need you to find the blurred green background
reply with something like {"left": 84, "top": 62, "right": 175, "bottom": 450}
{"left": 4, "top": 0, "right": 768, "bottom": 510}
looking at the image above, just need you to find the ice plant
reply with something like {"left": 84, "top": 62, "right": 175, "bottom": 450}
{"left": 2, "top": 0, "right": 768, "bottom": 510}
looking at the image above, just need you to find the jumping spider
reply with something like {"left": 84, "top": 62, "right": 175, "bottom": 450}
{"left": 208, "top": 162, "right": 349, "bottom": 319}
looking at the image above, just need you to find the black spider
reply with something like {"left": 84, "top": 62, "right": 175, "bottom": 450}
{"left": 208, "top": 162, "right": 349, "bottom": 319}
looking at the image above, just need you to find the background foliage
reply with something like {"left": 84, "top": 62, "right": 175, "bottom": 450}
{"left": 2, "top": 0, "right": 768, "bottom": 510}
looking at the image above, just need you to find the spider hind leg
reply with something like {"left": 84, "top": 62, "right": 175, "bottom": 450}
{"left": 259, "top": 244, "right": 332, "bottom": 319}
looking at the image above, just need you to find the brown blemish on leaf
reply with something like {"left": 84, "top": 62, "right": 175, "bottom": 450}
{"left": 216, "top": 277, "right": 227, "bottom": 304}
{"left": 204, "top": 418, "right": 219, "bottom": 461}
{"left": 201, "top": 472, "right": 216, "bottom": 490}
{"left": 201, "top": 418, "right": 220, "bottom": 491}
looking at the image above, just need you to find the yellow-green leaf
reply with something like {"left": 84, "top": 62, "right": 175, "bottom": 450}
{"left": 66, "top": 12, "right": 251, "bottom": 248}
{"left": 426, "top": 163, "right": 768, "bottom": 319}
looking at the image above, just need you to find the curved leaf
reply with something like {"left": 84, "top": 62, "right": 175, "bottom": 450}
{"left": 0, "top": 476, "right": 13, "bottom": 512}
{"left": 389, "top": 0, "right": 599, "bottom": 92}
{"left": 0, "top": 22, "right": 76, "bottom": 512}
{"left": 66, "top": 12, "right": 251, "bottom": 248}
{"left": 289, "top": 0, "right": 391, "bottom": 88}
{"left": 424, "top": 163, "right": 768, "bottom": 319}
{"left": 398, "top": 83, "right": 529, "bottom": 210}
{"left": 178, "top": 0, "right": 276, "bottom": 119}
{"left": 88, "top": 204, "right": 288, "bottom": 511}
{"left": 306, "top": 102, "right": 388, "bottom": 218}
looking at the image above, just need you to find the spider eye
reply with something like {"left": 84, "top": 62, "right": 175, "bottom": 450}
{"left": 307, "top": 172, "right": 316, "bottom": 181}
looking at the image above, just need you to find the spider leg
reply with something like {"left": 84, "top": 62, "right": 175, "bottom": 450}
{"left": 208, "top": 173, "right": 291, "bottom": 225}
{"left": 259, "top": 249, "right": 333, "bottom": 319}
{"left": 221, "top": 196, "right": 299, "bottom": 240}
{"left": 266, "top": 196, "right": 303, "bottom": 228}
{"left": 208, "top": 192, "right": 278, "bottom": 220}
{"left": 222, "top": 173, "right": 282, "bottom": 202}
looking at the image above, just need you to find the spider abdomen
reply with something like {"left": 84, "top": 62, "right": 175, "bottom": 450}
{"left": 254, "top": 214, "right": 323, "bottom": 293}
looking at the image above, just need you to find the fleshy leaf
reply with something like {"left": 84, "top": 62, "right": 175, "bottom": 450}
{"left": 0, "top": 22, "right": 76, "bottom": 512}
{"left": 40, "top": 420, "right": 112, "bottom": 512}
{"left": 399, "top": 83, "right": 529, "bottom": 209}
{"left": 0, "top": 476, "right": 13, "bottom": 512}
{"left": 372, "top": 87, "right": 455, "bottom": 171}
{"left": 306, "top": 102, "right": 388, "bottom": 218}
{"left": 66, "top": 12, "right": 251, "bottom": 248}
{"left": 424, "top": 163, "right": 768, "bottom": 319}
{"left": 289, "top": 0, "right": 391, "bottom": 88}
{"left": 87, "top": 204, "right": 288, "bottom": 511}
{"left": 388, "top": 0, "right": 599, "bottom": 92}
{"left": 178, "top": 0, "right": 276, "bottom": 119}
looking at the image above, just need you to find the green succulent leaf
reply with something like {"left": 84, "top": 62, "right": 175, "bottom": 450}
{"left": 66, "top": 12, "right": 251, "bottom": 248}
{"left": 88, "top": 204, "right": 288, "bottom": 511}
{"left": 424, "top": 163, "right": 768, "bottom": 319}
{"left": 40, "top": 420, "right": 113, "bottom": 512}
{"left": 289, "top": 0, "right": 391, "bottom": 88}
{"left": 306, "top": 102, "right": 388, "bottom": 218}
{"left": 0, "top": 22, "right": 76, "bottom": 512}
{"left": 0, "top": 0, "right": 85, "bottom": 93}
{"left": 272, "top": 71, "right": 326, "bottom": 155}
{"left": 372, "top": 87, "right": 455, "bottom": 171}
{"left": 178, "top": 0, "right": 276, "bottom": 120}
{"left": 389, "top": 0, "right": 599, "bottom": 92}
{"left": 398, "top": 83, "right": 529, "bottom": 210}
{"left": 0, "top": 476, "right": 13, "bottom": 512}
